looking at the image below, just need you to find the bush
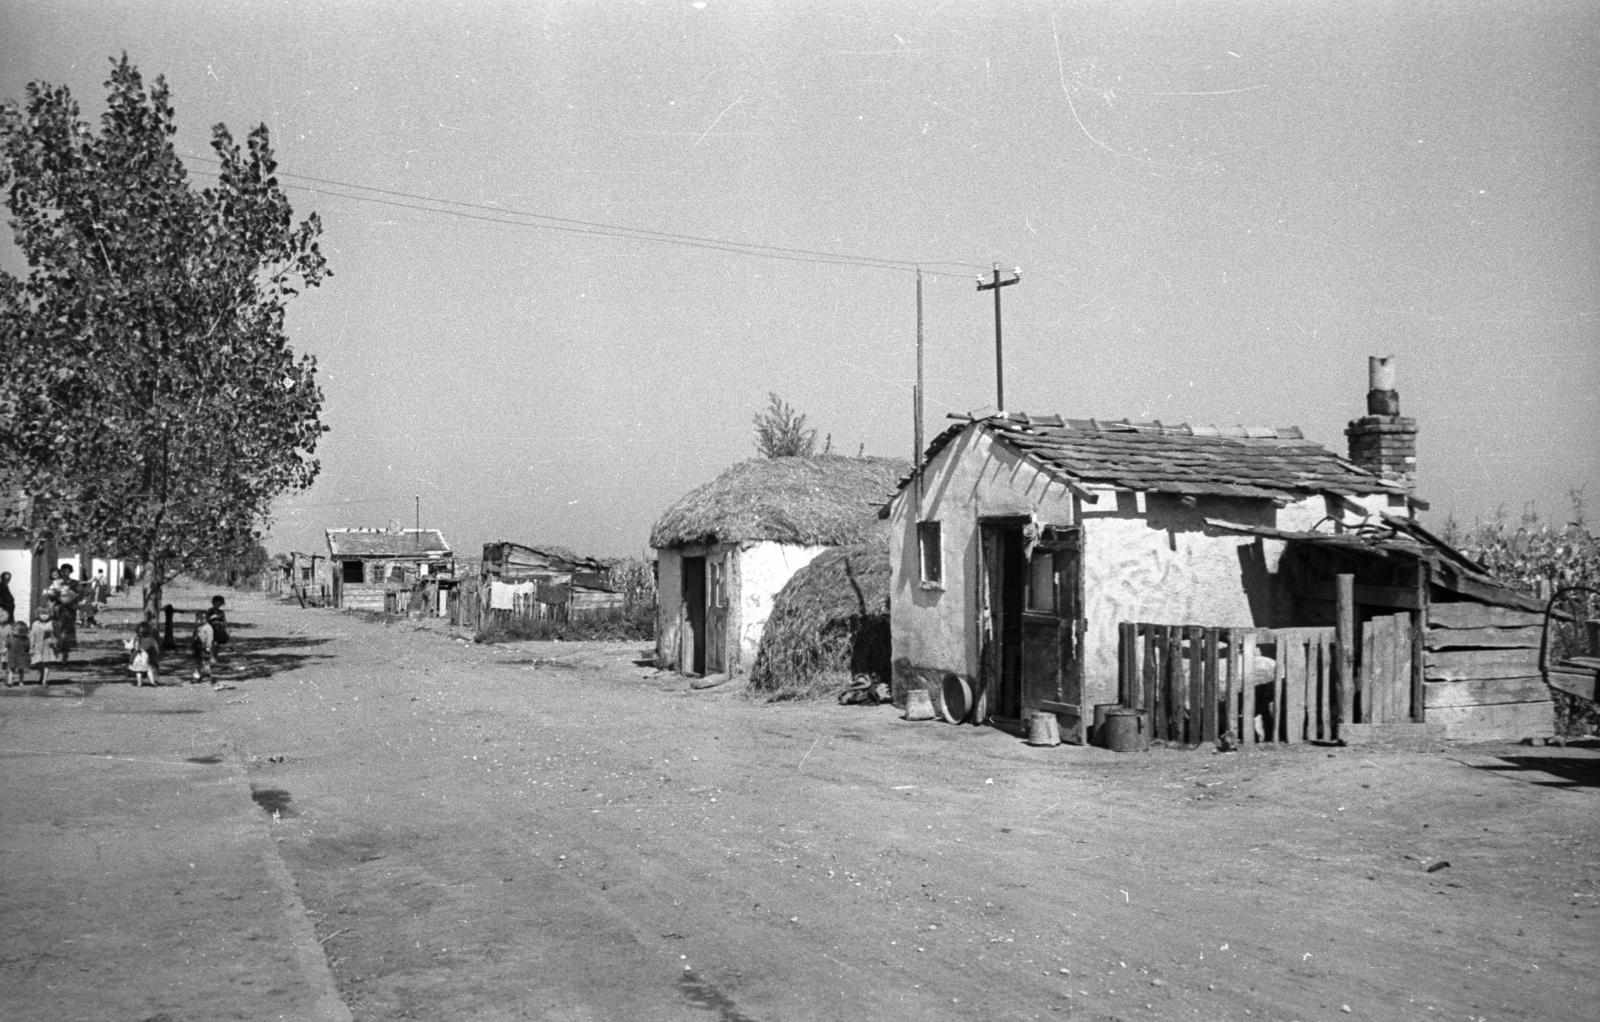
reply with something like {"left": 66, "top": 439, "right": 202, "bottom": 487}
{"left": 475, "top": 602, "right": 655, "bottom": 644}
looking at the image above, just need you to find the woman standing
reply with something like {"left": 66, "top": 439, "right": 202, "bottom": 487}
{"left": 44, "top": 563, "right": 81, "bottom": 664}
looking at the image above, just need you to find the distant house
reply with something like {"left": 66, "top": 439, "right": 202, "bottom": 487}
{"left": 326, "top": 528, "right": 453, "bottom": 611}
{"left": 0, "top": 486, "right": 55, "bottom": 625}
{"left": 651, "top": 455, "right": 908, "bottom": 677}
{"left": 883, "top": 358, "right": 1555, "bottom": 744}
{"left": 480, "top": 541, "right": 623, "bottom": 619}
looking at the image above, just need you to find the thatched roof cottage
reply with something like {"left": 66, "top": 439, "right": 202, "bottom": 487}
{"left": 651, "top": 455, "right": 908, "bottom": 677}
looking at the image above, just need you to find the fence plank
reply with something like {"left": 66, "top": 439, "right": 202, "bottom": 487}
{"left": 1392, "top": 615, "right": 1411, "bottom": 723}
{"left": 1283, "top": 634, "right": 1304, "bottom": 743}
{"left": 1168, "top": 627, "right": 1186, "bottom": 743}
{"left": 1186, "top": 627, "right": 1204, "bottom": 746}
{"left": 1222, "top": 630, "right": 1238, "bottom": 742}
{"left": 1241, "top": 634, "right": 1258, "bottom": 744}
{"left": 1118, "top": 622, "right": 1133, "bottom": 706}
{"left": 1141, "top": 625, "right": 1158, "bottom": 730}
{"left": 1202, "top": 628, "right": 1220, "bottom": 743}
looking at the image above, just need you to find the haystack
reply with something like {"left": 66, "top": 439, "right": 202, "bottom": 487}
{"left": 748, "top": 541, "right": 891, "bottom": 700}
{"left": 650, "top": 455, "right": 907, "bottom": 549}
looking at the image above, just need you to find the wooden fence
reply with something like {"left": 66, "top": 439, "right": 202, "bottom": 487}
{"left": 1117, "top": 622, "right": 1413, "bottom": 745}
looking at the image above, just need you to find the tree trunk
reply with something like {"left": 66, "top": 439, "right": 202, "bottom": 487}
{"left": 142, "top": 560, "right": 164, "bottom": 625}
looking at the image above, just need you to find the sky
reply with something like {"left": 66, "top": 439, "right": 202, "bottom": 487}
{"left": 3, "top": 0, "right": 1596, "bottom": 561}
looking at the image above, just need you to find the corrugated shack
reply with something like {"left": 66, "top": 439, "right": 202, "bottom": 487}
{"left": 326, "top": 527, "right": 453, "bottom": 612}
{"left": 884, "top": 357, "right": 1556, "bottom": 744}
{"left": 477, "top": 542, "right": 624, "bottom": 626}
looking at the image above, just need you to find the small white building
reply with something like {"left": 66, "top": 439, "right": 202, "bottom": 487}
{"left": 0, "top": 487, "right": 54, "bottom": 625}
{"left": 884, "top": 359, "right": 1557, "bottom": 744}
{"left": 651, "top": 455, "right": 907, "bottom": 677}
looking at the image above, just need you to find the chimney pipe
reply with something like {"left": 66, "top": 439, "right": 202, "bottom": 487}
{"left": 1345, "top": 355, "right": 1418, "bottom": 495}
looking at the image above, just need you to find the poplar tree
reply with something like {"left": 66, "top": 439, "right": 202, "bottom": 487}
{"left": 0, "top": 55, "right": 330, "bottom": 615}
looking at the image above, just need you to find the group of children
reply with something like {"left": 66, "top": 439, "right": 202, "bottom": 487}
{"left": 127, "top": 596, "right": 234, "bottom": 690}
{"left": 2, "top": 594, "right": 234, "bottom": 689}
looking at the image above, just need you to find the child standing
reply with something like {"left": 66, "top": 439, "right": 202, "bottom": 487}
{"left": 206, "top": 596, "right": 229, "bottom": 666}
{"left": 4, "top": 620, "right": 29, "bottom": 686}
{"left": 190, "top": 612, "right": 214, "bottom": 685}
{"left": 127, "top": 621, "right": 160, "bottom": 688}
{"left": 29, "top": 607, "right": 55, "bottom": 686}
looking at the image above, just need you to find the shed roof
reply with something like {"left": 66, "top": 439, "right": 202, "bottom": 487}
{"left": 651, "top": 455, "right": 910, "bottom": 549}
{"left": 326, "top": 528, "right": 451, "bottom": 558}
{"left": 909, "top": 413, "right": 1403, "bottom": 502}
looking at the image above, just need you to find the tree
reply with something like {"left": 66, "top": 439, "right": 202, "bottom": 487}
{"left": 0, "top": 56, "right": 330, "bottom": 616}
{"left": 752, "top": 392, "right": 817, "bottom": 458}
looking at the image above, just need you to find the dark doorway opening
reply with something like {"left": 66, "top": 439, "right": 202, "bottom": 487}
{"left": 681, "top": 556, "right": 707, "bottom": 676}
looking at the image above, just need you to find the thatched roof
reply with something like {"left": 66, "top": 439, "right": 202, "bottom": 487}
{"left": 650, "top": 455, "right": 910, "bottom": 550}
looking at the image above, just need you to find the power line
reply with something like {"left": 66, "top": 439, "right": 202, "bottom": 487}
{"left": 183, "top": 154, "right": 989, "bottom": 276}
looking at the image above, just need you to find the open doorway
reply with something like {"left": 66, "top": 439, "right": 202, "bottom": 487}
{"left": 681, "top": 555, "right": 707, "bottom": 676}
{"left": 980, "top": 520, "right": 1085, "bottom": 740}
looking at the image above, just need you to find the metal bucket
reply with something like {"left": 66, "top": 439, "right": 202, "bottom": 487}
{"left": 904, "top": 688, "right": 936, "bottom": 721}
{"left": 1026, "top": 711, "right": 1061, "bottom": 746}
{"left": 1103, "top": 708, "right": 1148, "bottom": 753}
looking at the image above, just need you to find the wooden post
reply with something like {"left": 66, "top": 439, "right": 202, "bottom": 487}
{"left": 1412, "top": 562, "right": 1429, "bottom": 722}
{"left": 1334, "top": 574, "right": 1355, "bottom": 737}
{"left": 1141, "top": 625, "right": 1158, "bottom": 734}
{"left": 1118, "top": 622, "right": 1134, "bottom": 705}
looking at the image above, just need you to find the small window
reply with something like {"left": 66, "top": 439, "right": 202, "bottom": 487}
{"left": 341, "top": 560, "right": 364, "bottom": 584}
{"left": 918, "top": 521, "right": 943, "bottom": 586}
{"left": 1028, "top": 550, "right": 1056, "bottom": 612}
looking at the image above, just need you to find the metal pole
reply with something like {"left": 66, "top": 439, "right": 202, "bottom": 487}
{"left": 415, "top": 494, "right": 420, "bottom": 548}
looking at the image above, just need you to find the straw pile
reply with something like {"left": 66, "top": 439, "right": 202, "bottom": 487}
{"left": 649, "top": 455, "right": 908, "bottom": 550}
{"left": 748, "top": 541, "right": 891, "bottom": 701}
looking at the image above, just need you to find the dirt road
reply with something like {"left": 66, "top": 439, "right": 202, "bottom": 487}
{"left": 7, "top": 585, "right": 1599, "bottom": 1021}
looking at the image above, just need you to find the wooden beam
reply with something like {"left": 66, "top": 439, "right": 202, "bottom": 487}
{"left": 1424, "top": 676, "right": 1552, "bottom": 709}
{"left": 1334, "top": 574, "right": 1354, "bottom": 731}
{"left": 1309, "top": 579, "right": 1421, "bottom": 610}
{"left": 1428, "top": 602, "right": 1544, "bottom": 629}
{"left": 1424, "top": 626, "right": 1544, "bottom": 651}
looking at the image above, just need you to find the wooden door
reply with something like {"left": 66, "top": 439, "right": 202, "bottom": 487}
{"left": 1019, "top": 529, "right": 1085, "bottom": 742}
{"left": 706, "top": 555, "right": 728, "bottom": 674}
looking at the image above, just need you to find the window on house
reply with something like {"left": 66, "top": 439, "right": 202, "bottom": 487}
{"left": 1028, "top": 549, "right": 1056, "bottom": 612}
{"left": 709, "top": 560, "right": 726, "bottom": 608}
{"left": 918, "top": 521, "right": 943, "bottom": 585}
{"left": 341, "top": 560, "right": 364, "bottom": 584}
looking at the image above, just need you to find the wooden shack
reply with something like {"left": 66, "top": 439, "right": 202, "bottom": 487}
{"left": 326, "top": 527, "right": 453, "bottom": 611}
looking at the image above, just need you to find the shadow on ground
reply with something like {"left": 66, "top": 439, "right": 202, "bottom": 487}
{"left": 1468, "top": 754, "right": 1600, "bottom": 790}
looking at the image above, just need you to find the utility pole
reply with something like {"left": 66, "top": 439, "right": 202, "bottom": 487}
{"left": 414, "top": 494, "right": 420, "bottom": 548}
{"left": 914, "top": 268, "right": 925, "bottom": 508}
{"left": 976, "top": 263, "right": 1020, "bottom": 412}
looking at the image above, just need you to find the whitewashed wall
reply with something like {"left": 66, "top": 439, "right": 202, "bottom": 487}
{"left": 889, "top": 424, "right": 1406, "bottom": 711}
{"left": 733, "top": 540, "right": 831, "bottom": 667}
{"left": 655, "top": 547, "right": 682, "bottom": 668}
{"left": 0, "top": 539, "right": 34, "bottom": 624}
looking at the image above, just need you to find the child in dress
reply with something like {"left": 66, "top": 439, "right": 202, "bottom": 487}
{"left": 127, "top": 621, "right": 160, "bottom": 688}
{"left": 206, "top": 596, "right": 229, "bottom": 666}
{"left": 4, "top": 620, "right": 29, "bottom": 686}
{"left": 29, "top": 607, "right": 54, "bottom": 686}
{"left": 190, "top": 612, "right": 214, "bottom": 685}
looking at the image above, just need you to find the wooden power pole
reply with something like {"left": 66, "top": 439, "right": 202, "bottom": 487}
{"left": 977, "top": 264, "right": 1020, "bottom": 411}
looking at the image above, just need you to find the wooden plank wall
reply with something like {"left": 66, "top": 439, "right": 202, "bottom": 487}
{"left": 1423, "top": 601, "right": 1554, "bottom": 739}
{"left": 1359, "top": 613, "right": 1413, "bottom": 723}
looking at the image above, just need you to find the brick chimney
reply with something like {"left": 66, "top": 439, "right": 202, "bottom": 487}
{"left": 1345, "top": 355, "right": 1418, "bottom": 491}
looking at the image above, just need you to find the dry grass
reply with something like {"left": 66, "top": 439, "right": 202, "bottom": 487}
{"left": 748, "top": 542, "right": 890, "bottom": 701}
{"left": 650, "top": 455, "right": 907, "bottom": 549}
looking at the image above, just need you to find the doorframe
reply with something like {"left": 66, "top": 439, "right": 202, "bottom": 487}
{"left": 977, "top": 515, "right": 1032, "bottom": 730}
